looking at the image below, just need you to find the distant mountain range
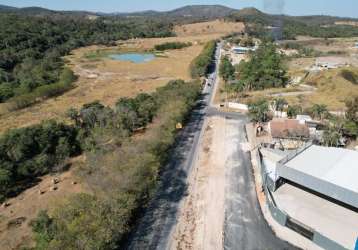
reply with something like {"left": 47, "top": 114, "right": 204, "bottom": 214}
{"left": 115, "top": 5, "right": 237, "bottom": 18}
{"left": 0, "top": 4, "right": 357, "bottom": 24}
{"left": 0, "top": 4, "right": 236, "bottom": 18}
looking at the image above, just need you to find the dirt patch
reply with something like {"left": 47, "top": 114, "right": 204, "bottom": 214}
{"left": 0, "top": 157, "right": 89, "bottom": 250}
{"left": 171, "top": 117, "right": 227, "bottom": 250}
{"left": 175, "top": 20, "right": 244, "bottom": 37}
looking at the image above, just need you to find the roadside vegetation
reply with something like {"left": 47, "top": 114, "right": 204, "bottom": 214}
{"left": 219, "top": 55, "right": 235, "bottom": 83}
{"left": 154, "top": 41, "right": 192, "bottom": 51}
{"left": 236, "top": 42, "right": 288, "bottom": 90}
{"left": 0, "top": 21, "right": 217, "bottom": 247}
{"left": 28, "top": 79, "right": 201, "bottom": 249}
{"left": 0, "top": 13, "right": 174, "bottom": 105}
{"left": 222, "top": 41, "right": 288, "bottom": 98}
{"left": 190, "top": 41, "right": 217, "bottom": 78}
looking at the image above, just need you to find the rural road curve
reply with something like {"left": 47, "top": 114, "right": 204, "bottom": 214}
{"left": 126, "top": 42, "right": 298, "bottom": 250}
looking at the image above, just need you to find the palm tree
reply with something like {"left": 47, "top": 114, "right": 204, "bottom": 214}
{"left": 323, "top": 128, "right": 341, "bottom": 147}
{"left": 311, "top": 104, "right": 328, "bottom": 120}
{"left": 273, "top": 98, "right": 288, "bottom": 112}
{"left": 249, "top": 99, "right": 270, "bottom": 123}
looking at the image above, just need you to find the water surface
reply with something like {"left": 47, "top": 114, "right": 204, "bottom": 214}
{"left": 108, "top": 53, "right": 155, "bottom": 63}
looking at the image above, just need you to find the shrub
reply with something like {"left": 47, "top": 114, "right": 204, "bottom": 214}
{"left": 248, "top": 99, "right": 270, "bottom": 122}
{"left": 154, "top": 42, "right": 192, "bottom": 51}
{"left": 7, "top": 71, "right": 75, "bottom": 111}
{"left": 31, "top": 80, "right": 202, "bottom": 249}
{"left": 340, "top": 69, "right": 358, "bottom": 85}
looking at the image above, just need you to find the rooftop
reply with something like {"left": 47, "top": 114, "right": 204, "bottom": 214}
{"left": 315, "top": 56, "right": 350, "bottom": 66}
{"left": 275, "top": 183, "right": 358, "bottom": 250}
{"left": 285, "top": 145, "right": 358, "bottom": 194}
{"left": 269, "top": 118, "right": 310, "bottom": 139}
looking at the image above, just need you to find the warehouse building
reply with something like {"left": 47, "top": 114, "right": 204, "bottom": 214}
{"left": 259, "top": 144, "right": 358, "bottom": 249}
{"left": 276, "top": 144, "right": 358, "bottom": 209}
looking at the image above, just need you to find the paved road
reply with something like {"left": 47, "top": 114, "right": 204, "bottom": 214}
{"left": 223, "top": 117, "right": 298, "bottom": 250}
{"left": 125, "top": 43, "right": 222, "bottom": 250}
{"left": 125, "top": 42, "right": 298, "bottom": 250}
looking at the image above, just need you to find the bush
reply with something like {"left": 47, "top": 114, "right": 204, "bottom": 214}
{"left": 287, "top": 105, "right": 302, "bottom": 118}
{"left": 7, "top": 92, "right": 37, "bottom": 111}
{"left": 248, "top": 99, "right": 270, "bottom": 122}
{"left": 7, "top": 69, "right": 75, "bottom": 111}
{"left": 154, "top": 42, "right": 192, "bottom": 51}
{"left": 340, "top": 69, "right": 358, "bottom": 85}
{"left": 0, "top": 83, "right": 14, "bottom": 102}
{"left": 32, "top": 80, "right": 202, "bottom": 249}
{"left": 35, "top": 81, "right": 74, "bottom": 99}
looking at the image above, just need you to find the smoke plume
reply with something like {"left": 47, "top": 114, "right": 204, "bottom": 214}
{"left": 263, "top": 0, "right": 285, "bottom": 14}
{"left": 264, "top": 0, "right": 285, "bottom": 40}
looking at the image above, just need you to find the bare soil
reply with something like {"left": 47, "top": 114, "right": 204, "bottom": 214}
{"left": 171, "top": 117, "right": 227, "bottom": 250}
{"left": 0, "top": 157, "right": 89, "bottom": 250}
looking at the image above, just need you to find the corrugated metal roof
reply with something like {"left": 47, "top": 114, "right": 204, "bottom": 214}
{"left": 285, "top": 145, "right": 358, "bottom": 193}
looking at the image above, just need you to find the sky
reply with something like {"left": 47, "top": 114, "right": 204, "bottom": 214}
{"left": 1, "top": 0, "right": 358, "bottom": 18}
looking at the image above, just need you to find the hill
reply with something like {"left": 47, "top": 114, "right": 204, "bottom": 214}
{"left": 166, "top": 5, "right": 236, "bottom": 18}
{"left": 229, "top": 7, "right": 358, "bottom": 26}
{"left": 0, "top": 4, "right": 95, "bottom": 17}
{"left": 227, "top": 7, "right": 358, "bottom": 39}
{"left": 0, "top": 4, "right": 16, "bottom": 11}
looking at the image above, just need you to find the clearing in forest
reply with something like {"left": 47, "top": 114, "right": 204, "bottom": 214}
{"left": 0, "top": 20, "right": 244, "bottom": 134}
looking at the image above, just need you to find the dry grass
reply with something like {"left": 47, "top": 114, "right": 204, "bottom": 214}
{"left": 174, "top": 20, "right": 244, "bottom": 37}
{"left": 0, "top": 20, "right": 244, "bottom": 134}
{"left": 286, "top": 67, "right": 358, "bottom": 110}
{"left": 290, "top": 36, "right": 358, "bottom": 60}
{"left": 0, "top": 157, "right": 89, "bottom": 250}
{"left": 0, "top": 36, "right": 204, "bottom": 133}
{"left": 0, "top": 20, "right": 245, "bottom": 249}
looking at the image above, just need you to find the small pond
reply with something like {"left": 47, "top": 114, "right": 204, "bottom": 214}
{"left": 108, "top": 53, "right": 155, "bottom": 63}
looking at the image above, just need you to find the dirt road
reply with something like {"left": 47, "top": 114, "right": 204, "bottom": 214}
{"left": 171, "top": 117, "right": 227, "bottom": 250}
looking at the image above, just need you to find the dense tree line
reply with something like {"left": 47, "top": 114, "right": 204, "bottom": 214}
{"left": 282, "top": 21, "right": 358, "bottom": 40}
{"left": 0, "top": 121, "right": 80, "bottom": 202}
{"left": 29, "top": 79, "right": 201, "bottom": 249}
{"left": 219, "top": 55, "right": 235, "bottom": 83}
{"left": 0, "top": 13, "right": 174, "bottom": 103}
{"left": 190, "top": 41, "right": 216, "bottom": 78}
{"left": 235, "top": 42, "right": 288, "bottom": 90}
{"left": 154, "top": 41, "right": 192, "bottom": 51}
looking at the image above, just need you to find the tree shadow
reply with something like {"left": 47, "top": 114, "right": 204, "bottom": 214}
{"left": 123, "top": 92, "right": 208, "bottom": 250}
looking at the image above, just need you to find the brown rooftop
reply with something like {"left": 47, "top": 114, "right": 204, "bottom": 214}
{"left": 269, "top": 119, "right": 310, "bottom": 139}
